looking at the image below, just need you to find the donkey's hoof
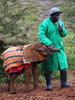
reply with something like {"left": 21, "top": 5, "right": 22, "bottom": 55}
{"left": 8, "top": 91, "right": 16, "bottom": 94}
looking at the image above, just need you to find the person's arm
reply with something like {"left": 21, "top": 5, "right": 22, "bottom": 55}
{"left": 38, "top": 23, "right": 52, "bottom": 46}
{"left": 39, "top": 23, "right": 60, "bottom": 53}
{"left": 58, "top": 22, "right": 67, "bottom": 37}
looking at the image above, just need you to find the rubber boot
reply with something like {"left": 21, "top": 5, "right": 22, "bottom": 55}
{"left": 45, "top": 74, "right": 52, "bottom": 90}
{"left": 32, "top": 64, "right": 38, "bottom": 89}
{"left": 60, "top": 70, "right": 72, "bottom": 88}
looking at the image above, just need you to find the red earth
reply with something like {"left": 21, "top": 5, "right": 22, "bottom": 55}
{"left": 0, "top": 70, "right": 75, "bottom": 100}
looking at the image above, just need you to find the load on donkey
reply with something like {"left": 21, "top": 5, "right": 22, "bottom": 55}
{"left": 1, "top": 43, "right": 60, "bottom": 94}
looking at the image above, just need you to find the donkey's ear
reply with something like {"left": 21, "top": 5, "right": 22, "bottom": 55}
{"left": 34, "top": 43, "right": 48, "bottom": 51}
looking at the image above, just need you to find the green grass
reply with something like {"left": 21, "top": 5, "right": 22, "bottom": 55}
{"left": 63, "top": 31, "right": 75, "bottom": 70}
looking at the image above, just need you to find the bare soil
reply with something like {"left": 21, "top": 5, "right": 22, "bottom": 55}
{"left": 0, "top": 70, "right": 75, "bottom": 100}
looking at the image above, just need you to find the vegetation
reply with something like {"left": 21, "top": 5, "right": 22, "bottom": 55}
{"left": 0, "top": 0, "right": 40, "bottom": 49}
{"left": 61, "top": 0, "right": 75, "bottom": 69}
{"left": 0, "top": 0, "right": 41, "bottom": 82}
{"left": 0, "top": 0, "right": 75, "bottom": 82}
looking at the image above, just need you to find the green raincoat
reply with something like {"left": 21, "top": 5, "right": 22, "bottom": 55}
{"left": 38, "top": 17, "right": 68, "bottom": 73}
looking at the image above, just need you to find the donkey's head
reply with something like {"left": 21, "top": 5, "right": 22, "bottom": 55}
{"left": 34, "top": 43, "right": 60, "bottom": 57}
{"left": 23, "top": 43, "right": 60, "bottom": 63}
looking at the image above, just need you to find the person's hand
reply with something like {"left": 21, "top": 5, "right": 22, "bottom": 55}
{"left": 48, "top": 44, "right": 60, "bottom": 53}
{"left": 58, "top": 22, "right": 63, "bottom": 34}
{"left": 48, "top": 44, "right": 54, "bottom": 52}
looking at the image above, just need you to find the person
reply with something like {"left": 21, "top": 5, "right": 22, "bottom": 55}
{"left": 38, "top": 7, "right": 72, "bottom": 90}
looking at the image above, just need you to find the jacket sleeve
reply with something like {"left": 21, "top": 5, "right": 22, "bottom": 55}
{"left": 60, "top": 22, "right": 67, "bottom": 37}
{"left": 38, "top": 23, "right": 52, "bottom": 46}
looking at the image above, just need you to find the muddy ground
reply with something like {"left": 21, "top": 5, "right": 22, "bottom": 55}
{"left": 0, "top": 70, "right": 75, "bottom": 100}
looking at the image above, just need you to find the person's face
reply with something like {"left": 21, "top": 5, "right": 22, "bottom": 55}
{"left": 51, "top": 13, "right": 60, "bottom": 22}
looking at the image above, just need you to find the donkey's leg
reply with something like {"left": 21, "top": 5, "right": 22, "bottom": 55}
{"left": 7, "top": 74, "right": 10, "bottom": 92}
{"left": 32, "top": 63, "right": 38, "bottom": 89}
{"left": 9, "top": 73, "right": 17, "bottom": 94}
{"left": 25, "top": 66, "right": 32, "bottom": 92}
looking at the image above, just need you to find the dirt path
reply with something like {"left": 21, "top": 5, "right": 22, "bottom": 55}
{"left": 0, "top": 70, "right": 75, "bottom": 100}
{"left": 0, "top": 77, "right": 75, "bottom": 100}
{"left": 37, "top": 0, "right": 63, "bottom": 18}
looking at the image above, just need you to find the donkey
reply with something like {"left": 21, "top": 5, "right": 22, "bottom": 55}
{"left": 1, "top": 43, "right": 60, "bottom": 94}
